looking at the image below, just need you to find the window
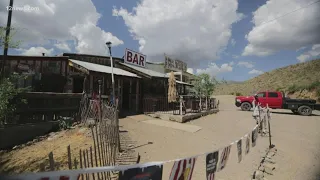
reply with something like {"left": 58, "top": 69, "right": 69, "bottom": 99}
{"left": 256, "top": 92, "right": 266, "bottom": 97}
{"left": 268, "top": 92, "right": 279, "bottom": 98}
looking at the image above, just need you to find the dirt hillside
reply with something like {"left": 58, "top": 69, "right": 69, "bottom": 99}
{"left": 214, "top": 59, "right": 320, "bottom": 101}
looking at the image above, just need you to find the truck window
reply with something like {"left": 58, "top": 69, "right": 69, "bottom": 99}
{"left": 268, "top": 92, "right": 279, "bottom": 98}
{"left": 256, "top": 92, "right": 266, "bottom": 97}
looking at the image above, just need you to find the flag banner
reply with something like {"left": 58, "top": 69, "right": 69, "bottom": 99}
{"left": 207, "top": 173, "right": 215, "bottom": 180}
{"left": 237, "top": 139, "right": 242, "bottom": 163}
{"left": 245, "top": 134, "right": 250, "bottom": 155}
{"left": 218, "top": 145, "right": 232, "bottom": 172}
{"left": 169, "top": 157, "right": 196, "bottom": 180}
{"left": 252, "top": 127, "right": 258, "bottom": 147}
{"left": 206, "top": 151, "right": 219, "bottom": 180}
{"left": 119, "top": 164, "right": 163, "bottom": 180}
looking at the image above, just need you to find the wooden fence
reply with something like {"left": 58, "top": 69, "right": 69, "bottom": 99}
{"left": 40, "top": 99, "right": 120, "bottom": 180}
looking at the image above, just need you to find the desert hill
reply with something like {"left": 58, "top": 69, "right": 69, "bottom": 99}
{"left": 214, "top": 59, "right": 320, "bottom": 101}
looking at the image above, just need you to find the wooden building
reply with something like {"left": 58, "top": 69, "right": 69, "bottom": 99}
{"left": 1, "top": 53, "right": 194, "bottom": 115}
{"left": 0, "top": 55, "right": 69, "bottom": 92}
{"left": 63, "top": 53, "right": 141, "bottom": 114}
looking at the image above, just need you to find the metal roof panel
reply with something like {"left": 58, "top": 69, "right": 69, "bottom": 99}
{"left": 69, "top": 59, "right": 140, "bottom": 78}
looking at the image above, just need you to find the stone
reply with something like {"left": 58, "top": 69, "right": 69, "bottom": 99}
{"left": 264, "top": 163, "right": 276, "bottom": 175}
{"left": 26, "top": 142, "right": 33, "bottom": 146}
{"left": 269, "top": 148, "right": 277, "bottom": 153}
{"left": 264, "top": 158, "right": 276, "bottom": 164}
{"left": 253, "top": 170, "right": 264, "bottom": 180}
{"left": 258, "top": 166, "right": 265, "bottom": 171}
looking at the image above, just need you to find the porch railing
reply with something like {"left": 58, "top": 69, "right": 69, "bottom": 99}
{"left": 142, "top": 96, "right": 218, "bottom": 115}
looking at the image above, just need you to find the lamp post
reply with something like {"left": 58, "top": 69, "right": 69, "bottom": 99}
{"left": 106, "top": 41, "right": 115, "bottom": 105}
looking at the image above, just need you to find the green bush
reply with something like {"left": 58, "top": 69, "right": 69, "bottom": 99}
{"left": 230, "top": 92, "right": 235, "bottom": 95}
{"left": 316, "top": 88, "right": 320, "bottom": 97}
{"left": 306, "top": 81, "right": 320, "bottom": 91}
{"left": 0, "top": 74, "right": 29, "bottom": 126}
{"left": 287, "top": 84, "right": 300, "bottom": 93}
{"left": 235, "top": 92, "right": 242, "bottom": 96}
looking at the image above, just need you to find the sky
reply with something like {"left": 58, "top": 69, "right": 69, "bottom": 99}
{"left": 0, "top": 0, "right": 320, "bottom": 81}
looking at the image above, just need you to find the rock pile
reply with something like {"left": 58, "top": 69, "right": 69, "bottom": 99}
{"left": 252, "top": 147, "right": 278, "bottom": 180}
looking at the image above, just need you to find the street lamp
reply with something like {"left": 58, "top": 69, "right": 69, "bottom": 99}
{"left": 106, "top": 41, "right": 116, "bottom": 105}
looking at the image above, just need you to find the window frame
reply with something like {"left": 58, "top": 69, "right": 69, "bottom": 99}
{"left": 268, "top": 92, "right": 279, "bottom": 98}
{"left": 256, "top": 92, "right": 266, "bottom": 98}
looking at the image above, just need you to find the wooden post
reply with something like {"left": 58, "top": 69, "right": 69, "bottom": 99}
{"left": 90, "top": 75, "right": 93, "bottom": 95}
{"left": 65, "top": 61, "right": 68, "bottom": 77}
{"left": 60, "top": 60, "right": 63, "bottom": 75}
{"left": 136, "top": 80, "right": 139, "bottom": 112}
{"left": 48, "top": 152, "right": 55, "bottom": 171}
{"left": 102, "top": 76, "right": 105, "bottom": 95}
{"left": 206, "top": 96, "right": 208, "bottom": 110}
{"left": 121, "top": 79, "right": 123, "bottom": 110}
{"left": 129, "top": 79, "right": 132, "bottom": 110}
{"left": 98, "top": 80, "right": 102, "bottom": 122}
{"left": 67, "top": 145, "right": 72, "bottom": 169}
{"left": 118, "top": 78, "right": 121, "bottom": 109}
{"left": 180, "top": 96, "right": 183, "bottom": 115}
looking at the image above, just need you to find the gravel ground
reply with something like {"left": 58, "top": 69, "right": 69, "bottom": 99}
{"left": 120, "top": 95, "right": 320, "bottom": 180}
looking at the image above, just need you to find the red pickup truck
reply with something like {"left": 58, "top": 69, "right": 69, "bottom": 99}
{"left": 235, "top": 91, "right": 320, "bottom": 116}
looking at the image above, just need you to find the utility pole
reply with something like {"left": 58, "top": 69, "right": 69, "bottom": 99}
{"left": 1, "top": 0, "right": 14, "bottom": 79}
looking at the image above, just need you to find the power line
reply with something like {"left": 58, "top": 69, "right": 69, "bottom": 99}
{"left": 257, "top": 0, "right": 320, "bottom": 27}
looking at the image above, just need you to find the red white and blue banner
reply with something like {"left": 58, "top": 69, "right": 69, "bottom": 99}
{"left": 169, "top": 157, "right": 196, "bottom": 180}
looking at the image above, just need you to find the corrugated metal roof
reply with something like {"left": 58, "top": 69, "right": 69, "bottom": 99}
{"left": 69, "top": 59, "right": 140, "bottom": 78}
{"left": 119, "top": 62, "right": 169, "bottom": 78}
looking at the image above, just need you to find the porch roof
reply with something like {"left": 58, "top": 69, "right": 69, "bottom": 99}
{"left": 69, "top": 59, "right": 140, "bottom": 78}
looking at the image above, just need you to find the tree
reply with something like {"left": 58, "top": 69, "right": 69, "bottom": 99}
{"left": 0, "top": 74, "right": 29, "bottom": 126}
{"left": 0, "top": 27, "right": 27, "bottom": 126}
{"left": 0, "top": 26, "right": 21, "bottom": 49}
{"left": 192, "top": 73, "right": 217, "bottom": 97}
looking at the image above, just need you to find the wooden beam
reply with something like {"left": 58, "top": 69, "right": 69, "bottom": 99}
{"left": 136, "top": 80, "right": 139, "bottom": 112}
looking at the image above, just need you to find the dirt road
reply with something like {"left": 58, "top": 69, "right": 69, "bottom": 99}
{"left": 120, "top": 95, "right": 320, "bottom": 180}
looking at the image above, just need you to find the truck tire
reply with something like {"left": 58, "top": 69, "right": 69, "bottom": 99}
{"left": 291, "top": 109, "right": 299, "bottom": 115}
{"left": 297, "top": 105, "right": 312, "bottom": 116}
{"left": 241, "top": 102, "right": 252, "bottom": 111}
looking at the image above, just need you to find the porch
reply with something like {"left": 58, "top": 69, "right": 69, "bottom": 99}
{"left": 143, "top": 96, "right": 220, "bottom": 123}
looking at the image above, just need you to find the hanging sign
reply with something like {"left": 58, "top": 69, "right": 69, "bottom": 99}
{"left": 164, "top": 55, "right": 187, "bottom": 72}
{"left": 124, "top": 48, "right": 146, "bottom": 68}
